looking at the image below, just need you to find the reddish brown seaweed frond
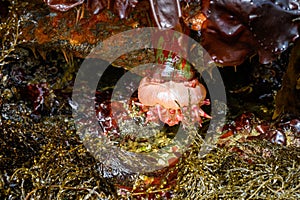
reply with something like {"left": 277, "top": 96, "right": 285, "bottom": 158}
{"left": 44, "top": 0, "right": 139, "bottom": 19}
{"left": 44, "top": 0, "right": 85, "bottom": 11}
{"left": 200, "top": 0, "right": 300, "bottom": 66}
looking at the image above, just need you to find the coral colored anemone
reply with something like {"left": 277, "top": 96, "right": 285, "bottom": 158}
{"left": 138, "top": 77, "right": 211, "bottom": 126}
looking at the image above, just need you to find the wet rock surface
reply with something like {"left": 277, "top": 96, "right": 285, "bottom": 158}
{"left": 0, "top": 0, "right": 300, "bottom": 199}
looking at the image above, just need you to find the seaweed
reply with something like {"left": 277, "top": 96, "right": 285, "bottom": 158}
{"left": 175, "top": 136, "right": 300, "bottom": 199}
{"left": 0, "top": 1, "right": 23, "bottom": 66}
